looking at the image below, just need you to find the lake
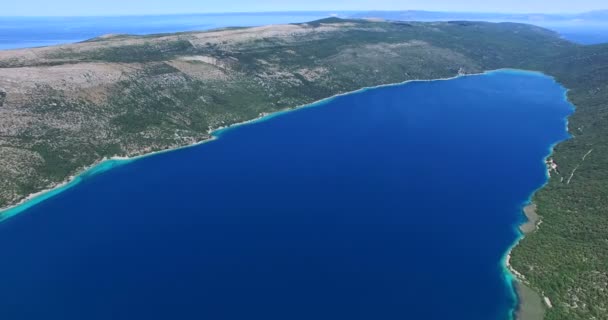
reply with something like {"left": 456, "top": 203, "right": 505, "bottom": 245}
{"left": 0, "top": 70, "right": 573, "bottom": 320}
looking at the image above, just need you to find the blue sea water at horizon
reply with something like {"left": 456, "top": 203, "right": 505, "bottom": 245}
{"left": 0, "top": 13, "right": 334, "bottom": 50}
{"left": 0, "top": 13, "right": 606, "bottom": 50}
{"left": 0, "top": 70, "right": 573, "bottom": 320}
{"left": 550, "top": 25, "right": 608, "bottom": 45}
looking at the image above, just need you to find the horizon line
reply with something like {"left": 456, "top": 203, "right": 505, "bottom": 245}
{"left": 0, "top": 9, "right": 606, "bottom": 18}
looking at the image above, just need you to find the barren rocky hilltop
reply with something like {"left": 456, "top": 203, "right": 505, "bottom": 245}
{"left": 0, "top": 18, "right": 606, "bottom": 320}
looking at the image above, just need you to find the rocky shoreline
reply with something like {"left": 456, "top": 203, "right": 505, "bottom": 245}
{"left": 511, "top": 204, "right": 552, "bottom": 320}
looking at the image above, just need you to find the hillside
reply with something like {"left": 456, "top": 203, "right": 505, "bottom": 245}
{"left": 510, "top": 41, "right": 608, "bottom": 319}
{"left": 0, "top": 18, "right": 606, "bottom": 320}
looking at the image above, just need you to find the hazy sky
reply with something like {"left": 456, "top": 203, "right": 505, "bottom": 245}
{"left": 2, "top": 0, "right": 607, "bottom": 16}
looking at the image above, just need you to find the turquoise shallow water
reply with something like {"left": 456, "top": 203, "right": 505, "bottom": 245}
{"left": 0, "top": 158, "right": 130, "bottom": 222}
{"left": 0, "top": 70, "right": 573, "bottom": 320}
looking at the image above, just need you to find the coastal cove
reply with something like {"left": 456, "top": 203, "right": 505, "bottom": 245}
{"left": 0, "top": 70, "right": 573, "bottom": 320}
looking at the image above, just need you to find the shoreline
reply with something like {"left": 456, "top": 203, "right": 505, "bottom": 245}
{"left": 506, "top": 85, "right": 575, "bottom": 320}
{"left": 505, "top": 203, "right": 547, "bottom": 320}
{"left": 0, "top": 68, "right": 569, "bottom": 320}
{"left": 1, "top": 68, "right": 506, "bottom": 219}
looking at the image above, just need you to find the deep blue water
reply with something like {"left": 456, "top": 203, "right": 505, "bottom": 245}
{"left": 0, "top": 70, "right": 573, "bottom": 320}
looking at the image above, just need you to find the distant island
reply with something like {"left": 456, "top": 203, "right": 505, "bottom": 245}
{"left": 0, "top": 18, "right": 606, "bottom": 320}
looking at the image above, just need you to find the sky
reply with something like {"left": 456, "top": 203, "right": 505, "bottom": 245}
{"left": 2, "top": 0, "right": 607, "bottom": 16}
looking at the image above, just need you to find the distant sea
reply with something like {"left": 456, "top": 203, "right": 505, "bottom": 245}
{"left": 0, "top": 70, "right": 573, "bottom": 320}
{"left": 550, "top": 25, "right": 608, "bottom": 45}
{"left": 0, "top": 13, "right": 606, "bottom": 50}
{"left": 0, "top": 13, "right": 335, "bottom": 50}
